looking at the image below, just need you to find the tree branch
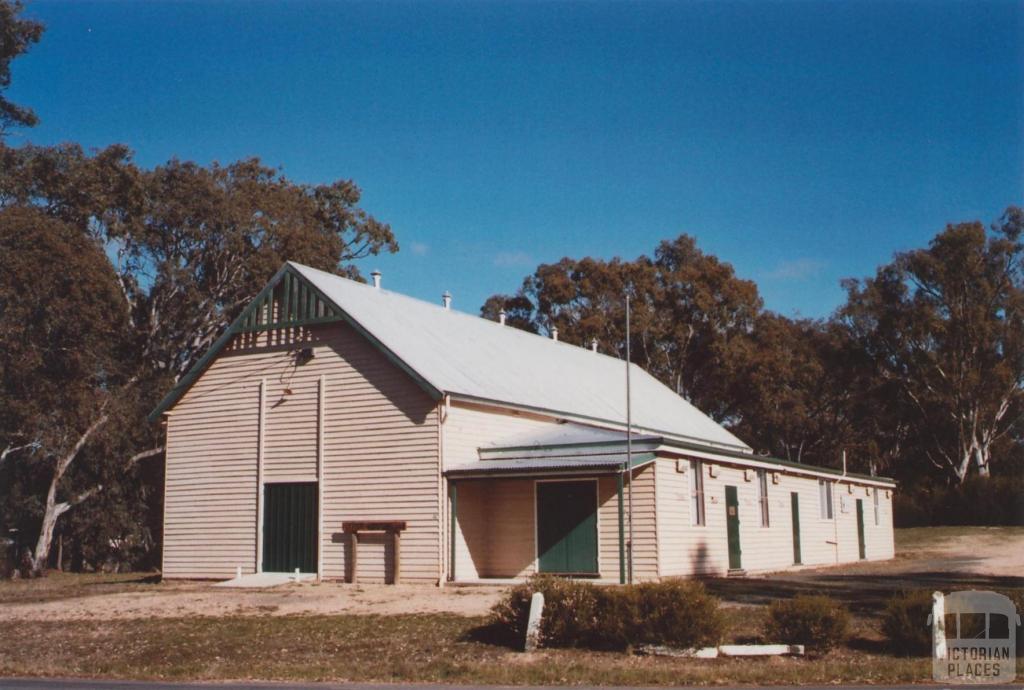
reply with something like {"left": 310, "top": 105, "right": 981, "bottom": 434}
{"left": 126, "top": 446, "right": 164, "bottom": 467}
{"left": 54, "top": 413, "right": 110, "bottom": 481}
{"left": 0, "top": 440, "right": 39, "bottom": 468}
{"left": 53, "top": 485, "right": 103, "bottom": 520}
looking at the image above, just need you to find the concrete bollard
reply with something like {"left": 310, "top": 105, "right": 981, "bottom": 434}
{"left": 523, "top": 591, "right": 544, "bottom": 652}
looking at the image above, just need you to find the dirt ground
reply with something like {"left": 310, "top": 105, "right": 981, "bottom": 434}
{"left": 703, "top": 526, "right": 1024, "bottom": 613}
{"left": 1, "top": 526, "right": 1020, "bottom": 622}
{"left": 0, "top": 579, "right": 507, "bottom": 621}
{"left": 827, "top": 525, "right": 1024, "bottom": 577}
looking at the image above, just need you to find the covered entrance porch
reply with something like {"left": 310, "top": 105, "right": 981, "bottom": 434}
{"left": 444, "top": 453, "right": 656, "bottom": 584}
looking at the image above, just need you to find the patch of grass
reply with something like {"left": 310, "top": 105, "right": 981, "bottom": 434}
{"left": 0, "top": 571, "right": 160, "bottom": 605}
{"left": 0, "top": 613, "right": 932, "bottom": 685}
{"left": 894, "top": 525, "right": 1024, "bottom": 552}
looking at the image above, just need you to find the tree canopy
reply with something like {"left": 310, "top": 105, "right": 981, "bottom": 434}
{"left": 481, "top": 236, "right": 762, "bottom": 422}
{"left": 0, "top": 0, "right": 43, "bottom": 133}
{"left": 482, "top": 209, "right": 1024, "bottom": 486}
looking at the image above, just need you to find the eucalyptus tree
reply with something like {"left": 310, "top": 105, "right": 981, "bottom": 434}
{"left": 0, "top": 142, "right": 397, "bottom": 570}
{"left": 0, "top": 0, "right": 43, "bottom": 134}
{"left": 839, "top": 208, "right": 1024, "bottom": 483}
{"left": 479, "top": 235, "right": 762, "bottom": 423}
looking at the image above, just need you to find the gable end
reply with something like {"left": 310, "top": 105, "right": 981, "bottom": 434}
{"left": 148, "top": 263, "right": 442, "bottom": 421}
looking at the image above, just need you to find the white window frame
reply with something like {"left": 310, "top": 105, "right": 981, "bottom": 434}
{"left": 757, "top": 469, "right": 770, "bottom": 527}
{"left": 818, "top": 479, "right": 834, "bottom": 520}
{"left": 873, "top": 488, "right": 880, "bottom": 525}
{"left": 690, "top": 460, "right": 706, "bottom": 526}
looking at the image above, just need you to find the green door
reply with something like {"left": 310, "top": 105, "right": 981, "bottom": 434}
{"left": 725, "top": 485, "right": 742, "bottom": 570}
{"left": 263, "top": 482, "right": 318, "bottom": 573}
{"left": 790, "top": 492, "right": 802, "bottom": 565}
{"left": 856, "top": 498, "right": 866, "bottom": 560}
{"left": 537, "top": 481, "right": 598, "bottom": 575}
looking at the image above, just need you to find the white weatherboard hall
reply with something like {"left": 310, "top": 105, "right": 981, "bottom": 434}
{"left": 153, "top": 262, "right": 896, "bottom": 584}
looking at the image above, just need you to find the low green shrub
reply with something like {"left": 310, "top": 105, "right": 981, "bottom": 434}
{"left": 489, "top": 575, "right": 598, "bottom": 647}
{"left": 489, "top": 576, "right": 723, "bottom": 651}
{"left": 881, "top": 590, "right": 933, "bottom": 656}
{"left": 628, "top": 579, "right": 724, "bottom": 650}
{"left": 763, "top": 595, "right": 849, "bottom": 654}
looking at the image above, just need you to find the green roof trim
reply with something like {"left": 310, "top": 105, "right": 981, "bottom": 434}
{"left": 484, "top": 436, "right": 896, "bottom": 485}
{"left": 148, "top": 263, "right": 442, "bottom": 422}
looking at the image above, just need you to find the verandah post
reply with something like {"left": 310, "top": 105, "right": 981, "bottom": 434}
{"left": 449, "top": 481, "right": 458, "bottom": 581}
{"left": 617, "top": 468, "right": 626, "bottom": 584}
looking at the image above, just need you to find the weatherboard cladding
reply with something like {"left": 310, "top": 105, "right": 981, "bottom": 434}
{"left": 653, "top": 459, "right": 894, "bottom": 577}
{"left": 163, "top": 322, "right": 439, "bottom": 581}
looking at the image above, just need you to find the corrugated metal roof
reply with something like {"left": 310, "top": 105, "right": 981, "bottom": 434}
{"left": 477, "top": 435, "right": 897, "bottom": 486}
{"left": 478, "top": 425, "right": 636, "bottom": 450}
{"left": 445, "top": 452, "right": 657, "bottom": 477}
{"left": 291, "top": 263, "right": 750, "bottom": 450}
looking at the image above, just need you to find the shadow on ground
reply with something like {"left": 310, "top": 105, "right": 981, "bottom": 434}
{"left": 703, "top": 571, "right": 1023, "bottom": 614}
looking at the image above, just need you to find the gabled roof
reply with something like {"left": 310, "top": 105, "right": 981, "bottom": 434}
{"left": 151, "top": 262, "right": 750, "bottom": 451}
{"left": 291, "top": 263, "right": 748, "bottom": 450}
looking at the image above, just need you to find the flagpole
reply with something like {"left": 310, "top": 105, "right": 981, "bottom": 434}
{"left": 625, "top": 290, "right": 634, "bottom": 585}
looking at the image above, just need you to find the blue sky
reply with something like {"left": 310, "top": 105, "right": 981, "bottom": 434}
{"left": 8, "top": 0, "right": 1022, "bottom": 317}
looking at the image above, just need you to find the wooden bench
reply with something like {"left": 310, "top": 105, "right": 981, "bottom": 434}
{"left": 341, "top": 520, "right": 407, "bottom": 584}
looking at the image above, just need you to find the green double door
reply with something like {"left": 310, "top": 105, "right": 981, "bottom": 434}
{"left": 537, "top": 481, "right": 599, "bottom": 575}
{"left": 263, "top": 482, "right": 318, "bottom": 573}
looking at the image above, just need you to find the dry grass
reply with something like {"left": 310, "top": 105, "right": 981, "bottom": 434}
{"left": 0, "top": 613, "right": 930, "bottom": 685}
{"left": 894, "top": 525, "right": 1024, "bottom": 552}
{"left": 0, "top": 571, "right": 159, "bottom": 605}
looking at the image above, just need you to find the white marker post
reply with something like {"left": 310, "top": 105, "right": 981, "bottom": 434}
{"left": 932, "top": 591, "right": 946, "bottom": 661}
{"left": 524, "top": 592, "right": 545, "bottom": 652}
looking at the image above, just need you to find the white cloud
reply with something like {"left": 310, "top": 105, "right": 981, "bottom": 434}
{"left": 765, "top": 258, "right": 827, "bottom": 281}
{"left": 493, "top": 250, "right": 534, "bottom": 268}
{"left": 410, "top": 241, "right": 429, "bottom": 256}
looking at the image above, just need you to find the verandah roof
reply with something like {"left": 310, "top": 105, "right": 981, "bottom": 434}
{"left": 444, "top": 452, "right": 657, "bottom": 479}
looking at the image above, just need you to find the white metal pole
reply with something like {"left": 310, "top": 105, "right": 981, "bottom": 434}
{"left": 625, "top": 291, "right": 634, "bottom": 585}
{"left": 316, "top": 374, "right": 325, "bottom": 582}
